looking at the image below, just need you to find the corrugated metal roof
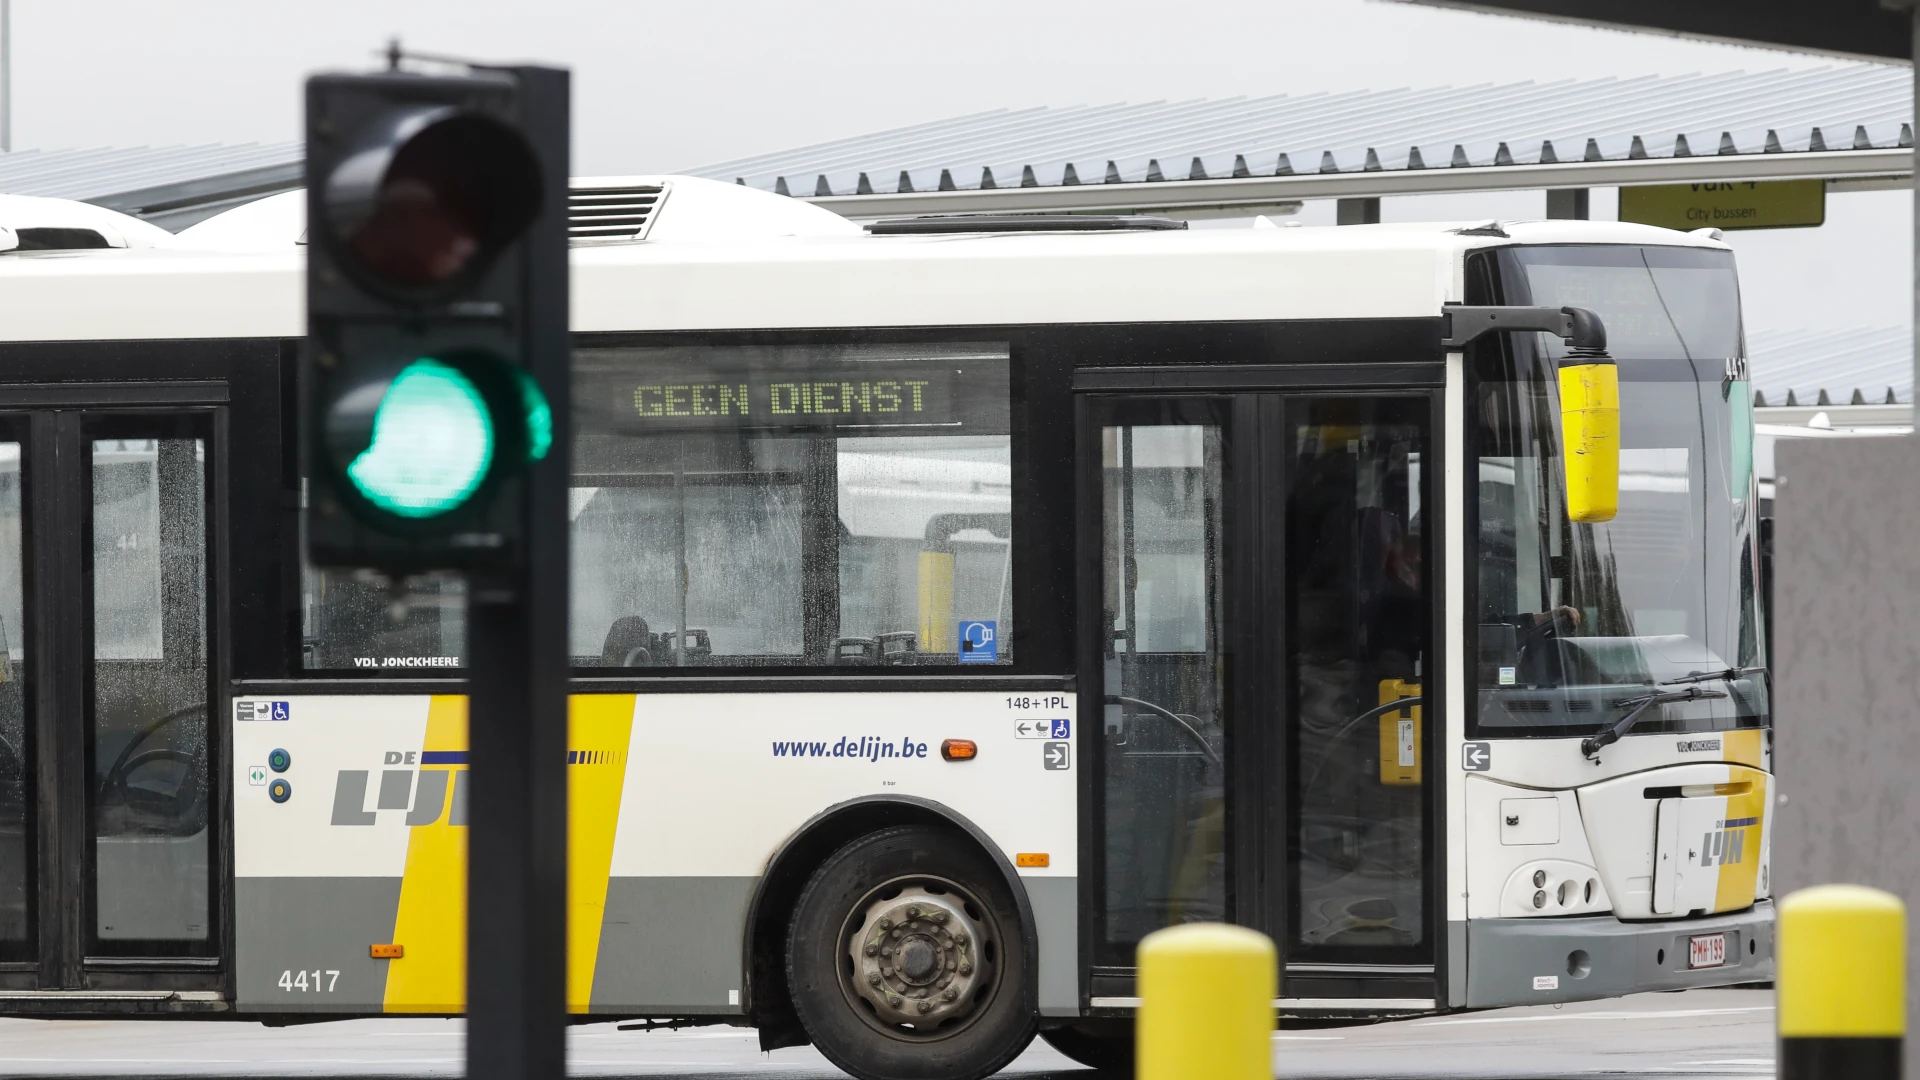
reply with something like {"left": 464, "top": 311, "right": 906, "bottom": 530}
{"left": 1749, "top": 326, "right": 1910, "bottom": 406}
{"left": 0, "top": 143, "right": 300, "bottom": 200}
{"left": 686, "top": 66, "right": 1912, "bottom": 197}
{"left": 0, "top": 143, "right": 303, "bottom": 229}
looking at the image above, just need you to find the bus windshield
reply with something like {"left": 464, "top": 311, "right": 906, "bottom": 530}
{"left": 1472, "top": 245, "right": 1768, "bottom": 737}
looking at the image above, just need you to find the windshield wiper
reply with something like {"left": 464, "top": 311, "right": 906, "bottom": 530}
{"left": 1661, "top": 666, "right": 1767, "bottom": 687}
{"left": 1580, "top": 685, "right": 1728, "bottom": 760}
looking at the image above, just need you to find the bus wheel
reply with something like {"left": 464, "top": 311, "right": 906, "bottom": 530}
{"left": 1039, "top": 1021, "right": 1134, "bottom": 1074}
{"left": 786, "top": 825, "right": 1035, "bottom": 1080}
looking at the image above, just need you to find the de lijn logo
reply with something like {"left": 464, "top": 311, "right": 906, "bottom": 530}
{"left": 958, "top": 621, "right": 997, "bottom": 663}
{"left": 330, "top": 750, "right": 469, "bottom": 827}
{"left": 1698, "top": 817, "right": 1759, "bottom": 868}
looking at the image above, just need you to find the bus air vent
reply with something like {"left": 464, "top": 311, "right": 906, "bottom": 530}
{"left": 568, "top": 183, "right": 670, "bottom": 244}
{"left": 12, "top": 227, "right": 113, "bottom": 251}
{"left": 866, "top": 214, "right": 1188, "bottom": 235}
{"left": 1502, "top": 698, "right": 1552, "bottom": 714}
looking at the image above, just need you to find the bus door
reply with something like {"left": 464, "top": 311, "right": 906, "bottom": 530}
{"left": 1076, "top": 375, "right": 1439, "bottom": 1009}
{"left": 0, "top": 398, "right": 224, "bottom": 998}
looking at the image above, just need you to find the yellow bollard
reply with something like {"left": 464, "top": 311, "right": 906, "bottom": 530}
{"left": 1137, "top": 923, "right": 1275, "bottom": 1080}
{"left": 1778, "top": 884, "right": 1905, "bottom": 1080}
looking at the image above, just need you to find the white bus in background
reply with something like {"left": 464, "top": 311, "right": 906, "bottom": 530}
{"left": 0, "top": 178, "right": 1771, "bottom": 1080}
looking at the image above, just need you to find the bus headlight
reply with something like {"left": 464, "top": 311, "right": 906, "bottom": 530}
{"left": 1505, "top": 860, "right": 1611, "bottom": 917}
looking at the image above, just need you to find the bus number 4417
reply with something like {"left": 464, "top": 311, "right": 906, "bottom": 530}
{"left": 279, "top": 969, "right": 340, "bottom": 992}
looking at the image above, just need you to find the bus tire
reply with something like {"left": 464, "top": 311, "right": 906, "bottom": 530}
{"left": 786, "top": 825, "right": 1035, "bottom": 1080}
{"left": 1039, "top": 1021, "right": 1134, "bottom": 1074}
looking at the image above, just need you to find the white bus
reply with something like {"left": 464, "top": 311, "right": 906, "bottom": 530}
{"left": 0, "top": 179, "right": 1772, "bottom": 1080}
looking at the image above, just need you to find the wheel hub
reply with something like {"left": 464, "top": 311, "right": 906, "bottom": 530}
{"left": 899, "top": 937, "right": 938, "bottom": 982}
{"left": 847, "top": 884, "right": 987, "bottom": 1027}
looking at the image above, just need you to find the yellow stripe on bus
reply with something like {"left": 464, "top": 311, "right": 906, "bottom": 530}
{"left": 1713, "top": 766, "right": 1768, "bottom": 914}
{"left": 1722, "top": 728, "right": 1764, "bottom": 768}
{"left": 384, "top": 696, "right": 469, "bottom": 1013}
{"left": 568, "top": 695, "right": 636, "bottom": 1013}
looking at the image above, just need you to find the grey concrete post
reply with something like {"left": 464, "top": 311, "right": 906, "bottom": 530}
{"left": 2, "top": 1, "right": 12, "bottom": 154}
{"left": 1771, "top": 10, "right": 1920, "bottom": 1079}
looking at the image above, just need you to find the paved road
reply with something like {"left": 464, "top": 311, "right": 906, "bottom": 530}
{"left": 0, "top": 988, "right": 1773, "bottom": 1079}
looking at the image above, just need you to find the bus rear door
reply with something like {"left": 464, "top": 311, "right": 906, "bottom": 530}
{"left": 0, "top": 370, "right": 232, "bottom": 1009}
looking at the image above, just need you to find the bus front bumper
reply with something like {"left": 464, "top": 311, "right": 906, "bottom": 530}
{"left": 1464, "top": 900, "right": 1773, "bottom": 1008}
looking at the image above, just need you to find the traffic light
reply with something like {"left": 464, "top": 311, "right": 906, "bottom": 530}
{"left": 304, "top": 64, "right": 568, "bottom": 571}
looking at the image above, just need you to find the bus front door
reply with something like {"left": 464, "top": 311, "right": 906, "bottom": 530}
{"left": 1078, "top": 386, "right": 1439, "bottom": 1011}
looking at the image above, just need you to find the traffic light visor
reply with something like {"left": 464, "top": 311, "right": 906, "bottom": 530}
{"left": 339, "top": 358, "right": 496, "bottom": 518}
{"left": 324, "top": 107, "right": 542, "bottom": 290}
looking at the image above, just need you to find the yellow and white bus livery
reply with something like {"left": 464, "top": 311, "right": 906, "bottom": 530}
{"left": 0, "top": 178, "right": 1772, "bottom": 1080}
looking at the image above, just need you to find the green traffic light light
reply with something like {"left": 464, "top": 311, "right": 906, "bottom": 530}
{"left": 345, "top": 358, "right": 495, "bottom": 518}
{"left": 516, "top": 367, "right": 553, "bottom": 462}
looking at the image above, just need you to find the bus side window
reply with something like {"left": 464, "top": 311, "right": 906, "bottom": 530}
{"left": 297, "top": 342, "right": 1017, "bottom": 673}
{"left": 300, "top": 566, "right": 466, "bottom": 672}
{"left": 568, "top": 343, "right": 1014, "bottom": 670}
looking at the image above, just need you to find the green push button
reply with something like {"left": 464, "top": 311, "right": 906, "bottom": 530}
{"left": 268, "top": 748, "right": 291, "bottom": 773}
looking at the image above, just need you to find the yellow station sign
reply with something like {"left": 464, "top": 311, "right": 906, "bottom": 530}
{"left": 1619, "top": 180, "right": 1826, "bottom": 231}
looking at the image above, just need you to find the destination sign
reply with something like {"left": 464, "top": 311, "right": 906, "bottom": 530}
{"left": 629, "top": 377, "right": 937, "bottom": 422}
{"left": 575, "top": 344, "right": 1010, "bottom": 436}
{"left": 1618, "top": 180, "right": 1825, "bottom": 232}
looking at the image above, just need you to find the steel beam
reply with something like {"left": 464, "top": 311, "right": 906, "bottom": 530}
{"left": 1758, "top": 404, "right": 1914, "bottom": 427}
{"left": 807, "top": 148, "right": 1911, "bottom": 219}
{"left": 1386, "top": 0, "right": 1909, "bottom": 63}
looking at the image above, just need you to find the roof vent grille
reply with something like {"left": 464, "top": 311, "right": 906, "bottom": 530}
{"left": 568, "top": 183, "right": 669, "bottom": 244}
{"left": 866, "top": 214, "right": 1187, "bottom": 236}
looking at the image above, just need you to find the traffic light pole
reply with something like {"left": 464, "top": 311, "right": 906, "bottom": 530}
{"left": 466, "top": 567, "right": 568, "bottom": 1080}
{"left": 464, "top": 64, "right": 571, "bottom": 1080}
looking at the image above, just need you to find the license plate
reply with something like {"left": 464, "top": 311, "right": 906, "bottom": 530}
{"left": 1689, "top": 933, "right": 1727, "bottom": 969}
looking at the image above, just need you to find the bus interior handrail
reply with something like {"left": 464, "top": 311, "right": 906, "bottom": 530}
{"left": 1103, "top": 694, "right": 1220, "bottom": 765}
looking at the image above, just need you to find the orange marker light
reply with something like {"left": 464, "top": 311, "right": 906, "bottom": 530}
{"left": 370, "top": 944, "right": 405, "bottom": 959}
{"left": 940, "top": 739, "right": 978, "bottom": 761}
{"left": 1016, "top": 853, "right": 1050, "bottom": 868}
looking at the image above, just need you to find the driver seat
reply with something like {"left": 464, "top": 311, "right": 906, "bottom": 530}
{"left": 601, "top": 616, "right": 653, "bottom": 667}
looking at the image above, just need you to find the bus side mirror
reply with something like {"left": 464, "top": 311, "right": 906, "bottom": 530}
{"left": 1558, "top": 356, "right": 1619, "bottom": 523}
{"left": 1440, "top": 303, "right": 1618, "bottom": 525}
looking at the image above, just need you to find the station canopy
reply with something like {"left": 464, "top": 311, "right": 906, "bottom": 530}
{"left": 0, "top": 65, "right": 1908, "bottom": 228}
{"left": 684, "top": 65, "right": 1911, "bottom": 214}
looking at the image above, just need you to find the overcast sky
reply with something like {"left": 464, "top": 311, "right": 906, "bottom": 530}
{"left": 6, "top": 0, "right": 1910, "bottom": 333}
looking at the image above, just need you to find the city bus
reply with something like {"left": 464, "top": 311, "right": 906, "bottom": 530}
{"left": 0, "top": 178, "right": 1772, "bottom": 1080}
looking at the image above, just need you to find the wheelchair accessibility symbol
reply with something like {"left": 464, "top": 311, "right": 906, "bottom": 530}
{"left": 958, "top": 621, "right": 997, "bottom": 663}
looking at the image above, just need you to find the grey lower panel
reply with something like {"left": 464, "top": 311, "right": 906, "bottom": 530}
{"left": 592, "top": 877, "right": 755, "bottom": 1014}
{"left": 1465, "top": 900, "right": 1774, "bottom": 1008}
{"left": 97, "top": 833, "right": 210, "bottom": 942}
{"left": 1022, "top": 876, "right": 1077, "bottom": 1016}
{"left": 235, "top": 877, "right": 402, "bottom": 1013}
{"left": 1447, "top": 920, "right": 1467, "bottom": 1007}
